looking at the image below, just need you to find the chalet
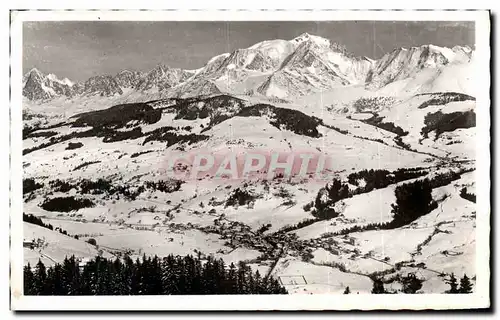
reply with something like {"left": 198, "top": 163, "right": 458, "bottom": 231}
{"left": 343, "top": 237, "right": 356, "bottom": 246}
{"left": 330, "top": 248, "right": 340, "bottom": 255}
{"left": 23, "top": 240, "right": 35, "bottom": 249}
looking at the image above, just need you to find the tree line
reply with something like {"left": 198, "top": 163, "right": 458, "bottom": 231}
{"left": 460, "top": 187, "right": 476, "bottom": 203}
{"left": 319, "top": 169, "right": 468, "bottom": 236}
{"left": 326, "top": 178, "right": 438, "bottom": 236}
{"left": 369, "top": 273, "right": 473, "bottom": 294}
{"left": 310, "top": 168, "right": 429, "bottom": 220}
{"left": 24, "top": 254, "right": 288, "bottom": 295}
{"left": 23, "top": 178, "right": 43, "bottom": 194}
{"left": 23, "top": 213, "right": 79, "bottom": 239}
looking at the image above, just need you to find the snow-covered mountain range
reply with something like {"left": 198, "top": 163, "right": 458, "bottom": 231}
{"left": 23, "top": 33, "right": 474, "bottom": 102}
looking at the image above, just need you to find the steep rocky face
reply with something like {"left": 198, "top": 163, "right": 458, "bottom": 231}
{"left": 203, "top": 49, "right": 279, "bottom": 85}
{"left": 245, "top": 52, "right": 273, "bottom": 71}
{"left": 45, "top": 76, "right": 74, "bottom": 97}
{"left": 281, "top": 39, "right": 374, "bottom": 83}
{"left": 114, "top": 70, "right": 143, "bottom": 88}
{"left": 226, "top": 49, "right": 277, "bottom": 73}
{"left": 134, "top": 65, "right": 191, "bottom": 92}
{"left": 365, "top": 45, "right": 461, "bottom": 90}
{"left": 23, "top": 69, "right": 56, "bottom": 101}
{"left": 71, "top": 83, "right": 84, "bottom": 96}
{"left": 257, "top": 69, "right": 319, "bottom": 98}
{"left": 196, "top": 39, "right": 296, "bottom": 87}
{"left": 257, "top": 38, "right": 375, "bottom": 98}
{"left": 22, "top": 69, "right": 76, "bottom": 101}
{"left": 83, "top": 75, "right": 123, "bottom": 97}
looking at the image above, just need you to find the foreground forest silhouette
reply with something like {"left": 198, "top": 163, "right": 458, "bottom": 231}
{"left": 24, "top": 254, "right": 474, "bottom": 295}
{"left": 24, "top": 255, "right": 288, "bottom": 295}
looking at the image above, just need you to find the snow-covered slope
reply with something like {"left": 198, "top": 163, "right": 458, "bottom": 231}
{"left": 24, "top": 222, "right": 115, "bottom": 267}
{"left": 256, "top": 35, "right": 374, "bottom": 98}
{"left": 366, "top": 45, "right": 473, "bottom": 94}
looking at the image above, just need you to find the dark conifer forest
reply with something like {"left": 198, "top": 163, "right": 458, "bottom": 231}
{"left": 24, "top": 255, "right": 288, "bottom": 295}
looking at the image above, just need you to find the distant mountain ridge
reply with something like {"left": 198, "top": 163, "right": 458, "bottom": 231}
{"left": 23, "top": 33, "right": 473, "bottom": 101}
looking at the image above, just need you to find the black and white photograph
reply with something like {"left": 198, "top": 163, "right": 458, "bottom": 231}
{"left": 9, "top": 9, "right": 491, "bottom": 311}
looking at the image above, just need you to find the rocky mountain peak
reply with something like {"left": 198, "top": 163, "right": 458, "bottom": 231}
{"left": 23, "top": 35, "right": 474, "bottom": 102}
{"left": 23, "top": 69, "right": 75, "bottom": 100}
{"left": 115, "top": 69, "right": 143, "bottom": 88}
{"left": 83, "top": 75, "right": 123, "bottom": 97}
{"left": 365, "top": 44, "right": 457, "bottom": 90}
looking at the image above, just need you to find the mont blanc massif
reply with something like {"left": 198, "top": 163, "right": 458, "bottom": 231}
{"left": 22, "top": 33, "right": 477, "bottom": 294}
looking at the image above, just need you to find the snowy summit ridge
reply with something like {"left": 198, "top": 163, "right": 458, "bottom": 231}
{"left": 23, "top": 35, "right": 474, "bottom": 101}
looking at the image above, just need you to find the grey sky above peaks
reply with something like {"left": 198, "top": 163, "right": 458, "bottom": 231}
{"left": 23, "top": 21, "right": 475, "bottom": 82}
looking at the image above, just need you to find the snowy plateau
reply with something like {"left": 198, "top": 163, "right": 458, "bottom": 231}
{"left": 22, "top": 33, "right": 478, "bottom": 294}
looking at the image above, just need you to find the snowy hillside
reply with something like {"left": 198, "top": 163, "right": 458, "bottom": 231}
{"left": 24, "top": 222, "right": 115, "bottom": 267}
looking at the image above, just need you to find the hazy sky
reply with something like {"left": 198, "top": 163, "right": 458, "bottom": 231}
{"left": 23, "top": 21, "right": 475, "bottom": 82}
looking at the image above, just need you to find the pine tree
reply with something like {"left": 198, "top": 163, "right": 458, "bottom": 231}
{"left": 52, "top": 264, "right": 65, "bottom": 294}
{"left": 130, "top": 256, "right": 141, "bottom": 294}
{"left": 23, "top": 263, "right": 35, "bottom": 295}
{"left": 94, "top": 256, "right": 110, "bottom": 295}
{"left": 209, "top": 257, "right": 223, "bottom": 294}
{"left": 44, "top": 268, "right": 55, "bottom": 295}
{"left": 111, "top": 257, "right": 125, "bottom": 295}
{"left": 371, "top": 278, "right": 385, "bottom": 294}
{"left": 139, "top": 255, "right": 151, "bottom": 294}
{"left": 459, "top": 274, "right": 473, "bottom": 293}
{"left": 248, "top": 268, "right": 256, "bottom": 294}
{"left": 237, "top": 261, "right": 250, "bottom": 294}
{"left": 253, "top": 270, "right": 263, "bottom": 294}
{"left": 123, "top": 255, "right": 136, "bottom": 295}
{"left": 61, "top": 256, "right": 80, "bottom": 295}
{"left": 227, "top": 262, "right": 238, "bottom": 294}
{"left": 327, "top": 179, "right": 349, "bottom": 203}
{"left": 400, "top": 273, "right": 423, "bottom": 294}
{"left": 185, "top": 255, "right": 198, "bottom": 294}
{"left": 133, "top": 257, "right": 143, "bottom": 294}
{"left": 149, "top": 256, "right": 163, "bottom": 294}
{"left": 34, "top": 259, "right": 47, "bottom": 295}
{"left": 176, "top": 257, "right": 187, "bottom": 295}
{"left": 161, "top": 254, "right": 177, "bottom": 294}
{"left": 79, "top": 260, "right": 92, "bottom": 295}
{"left": 445, "top": 273, "right": 459, "bottom": 293}
{"left": 343, "top": 286, "right": 350, "bottom": 294}
{"left": 391, "top": 179, "right": 437, "bottom": 226}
